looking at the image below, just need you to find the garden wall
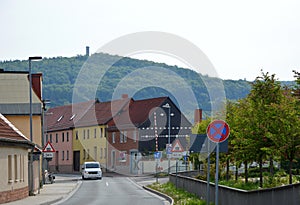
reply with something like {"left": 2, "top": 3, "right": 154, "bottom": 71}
{"left": 169, "top": 172, "right": 300, "bottom": 205}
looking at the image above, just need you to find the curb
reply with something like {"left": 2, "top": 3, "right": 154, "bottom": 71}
{"left": 52, "top": 180, "right": 82, "bottom": 205}
{"left": 143, "top": 185, "right": 174, "bottom": 205}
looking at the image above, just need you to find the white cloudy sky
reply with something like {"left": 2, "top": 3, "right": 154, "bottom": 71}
{"left": 1, "top": 0, "right": 300, "bottom": 81}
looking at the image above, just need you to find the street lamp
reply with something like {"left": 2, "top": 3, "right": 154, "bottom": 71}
{"left": 162, "top": 103, "right": 174, "bottom": 173}
{"left": 28, "top": 56, "right": 42, "bottom": 195}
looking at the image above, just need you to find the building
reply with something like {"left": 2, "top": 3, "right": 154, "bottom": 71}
{"left": 72, "top": 97, "right": 129, "bottom": 172}
{"left": 45, "top": 100, "right": 96, "bottom": 173}
{"left": 107, "top": 96, "right": 192, "bottom": 174}
{"left": 0, "top": 70, "right": 43, "bottom": 195}
{"left": 0, "top": 113, "right": 35, "bottom": 204}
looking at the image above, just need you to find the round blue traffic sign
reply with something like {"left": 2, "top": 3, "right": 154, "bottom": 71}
{"left": 207, "top": 120, "right": 230, "bottom": 143}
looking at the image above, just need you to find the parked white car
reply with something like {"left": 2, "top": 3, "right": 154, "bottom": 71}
{"left": 81, "top": 161, "right": 102, "bottom": 180}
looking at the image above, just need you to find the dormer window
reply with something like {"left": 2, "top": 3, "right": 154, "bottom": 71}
{"left": 57, "top": 115, "right": 63, "bottom": 122}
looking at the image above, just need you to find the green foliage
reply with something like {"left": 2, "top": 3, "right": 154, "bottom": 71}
{"left": 148, "top": 182, "right": 207, "bottom": 205}
{"left": 0, "top": 53, "right": 251, "bottom": 110}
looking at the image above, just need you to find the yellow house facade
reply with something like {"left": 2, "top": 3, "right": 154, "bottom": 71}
{"left": 73, "top": 125, "right": 107, "bottom": 170}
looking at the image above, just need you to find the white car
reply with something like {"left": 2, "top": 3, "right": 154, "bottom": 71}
{"left": 81, "top": 161, "right": 102, "bottom": 180}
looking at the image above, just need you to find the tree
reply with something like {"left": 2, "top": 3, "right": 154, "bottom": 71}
{"left": 268, "top": 88, "right": 300, "bottom": 184}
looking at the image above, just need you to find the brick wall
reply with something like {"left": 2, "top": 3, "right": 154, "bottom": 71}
{"left": 0, "top": 186, "right": 28, "bottom": 204}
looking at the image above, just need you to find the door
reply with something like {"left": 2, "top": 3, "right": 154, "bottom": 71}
{"left": 73, "top": 151, "right": 80, "bottom": 172}
{"left": 111, "top": 150, "right": 116, "bottom": 169}
{"left": 55, "top": 151, "right": 59, "bottom": 171}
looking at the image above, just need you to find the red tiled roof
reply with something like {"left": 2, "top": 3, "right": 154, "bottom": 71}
{"left": 109, "top": 97, "right": 168, "bottom": 128}
{"left": 46, "top": 100, "right": 96, "bottom": 131}
{"left": 0, "top": 113, "right": 30, "bottom": 142}
{"left": 74, "top": 98, "right": 130, "bottom": 127}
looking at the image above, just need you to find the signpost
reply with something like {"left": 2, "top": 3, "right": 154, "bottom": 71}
{"left": 206, "top": 120, "right": 230, "bottom": 205}
{"left": 42, "top": 141, "right": 55, "bottom": 171}
{"left": 171, "top": 139, "right": 184, "bottom": 188}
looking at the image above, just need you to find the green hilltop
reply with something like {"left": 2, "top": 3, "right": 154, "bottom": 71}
{"left": 0, "top": 53, "right": 251, "bottom": 114}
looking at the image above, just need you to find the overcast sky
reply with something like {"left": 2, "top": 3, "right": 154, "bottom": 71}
{"left": 1, "top": 0, "right": 299, "bottom": 81}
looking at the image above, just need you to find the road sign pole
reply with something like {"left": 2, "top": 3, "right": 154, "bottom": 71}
{"left": 215, "top": 143, "right": 220, "bottom": 205}
{"left": 206, "top": 140, "right": 210, "bottom": 205}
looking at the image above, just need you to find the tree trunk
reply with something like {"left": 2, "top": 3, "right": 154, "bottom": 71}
{"left": 289, "top": 159, "right": 293, "bottom": 184}
{"left": 235, "top": 162, "right": 238, "bottom": 181}
{"left": 259, "top": 156, "right": 263, "bottom": 188}
{"left": 226, "top": 158, "right": 230, "bottom": 181}
{"left": 245, "top": 160, "right": 248, "bottom": 183}
{"left": 270, "top": 156, "right": 274, "bottom": 176}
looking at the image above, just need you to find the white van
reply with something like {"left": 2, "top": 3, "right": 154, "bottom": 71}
{"left": 81, "top": 161, "right": 102, "bottom": 180}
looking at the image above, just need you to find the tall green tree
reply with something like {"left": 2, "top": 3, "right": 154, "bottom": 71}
{"left": 268, "top": 88, "right": 300, "bottom": 184}
{"left": 247, "top": 71, "right": 283, "bottom": 187}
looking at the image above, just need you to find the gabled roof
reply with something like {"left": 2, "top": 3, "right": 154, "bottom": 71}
{"left": 74, "top": 98, "right": 130, "bottom": 127}
{"left": 0, "top": 113, "right": 34, "bottom": 148}
{"left": 46, "top": 100, "right": 96, "bottom": 132}
{"left": 108, "top": 97, "right": 168, "bottom": 129}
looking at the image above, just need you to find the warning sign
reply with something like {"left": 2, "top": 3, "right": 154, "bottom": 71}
{"left": 171, "top": 139, "right": 184, "bottom": 152}
{"left": 171, "top": 139, "right": 184, "bottom": 159}
{"left": 42, "top": 141, "right": 55, "bottom": 152}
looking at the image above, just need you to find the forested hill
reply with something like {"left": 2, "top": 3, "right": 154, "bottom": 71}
{"left": 0, "top": 53, "right": 251, "bottom": 111}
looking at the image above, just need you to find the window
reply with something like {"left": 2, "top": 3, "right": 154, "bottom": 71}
{"left": 87, "top": 129, "right": 90, "bottom": 139}
{"left": 8, "top": 155, "right": 12, "bottom": 182}
{"left": 87, "top": 149, "right": 90, "bottom": 159}
{"left": 100, "top": 148, "right": 103, "bottom": 159}
{"left": 99, "top": 128, "right": 102, "bottom": 138}
{"left": 66, "top": 151, "right": 69, "bottom": 160}
{"left": 112, "top": 132, "right": 115, "bottom": 143}
{"left": 46, "top": 134, "right": 48, "bottom": 143}
{"left": 70, "top": 114, "right": 76, "bottom": 120}
{"left": 133, "top": 131, "right": 137, "bottom": 142}
{"left": 120, "top": 132, "right": 123, "bottom": 143}
{"left": 76, "top": 131, "right": 78, "bottom": 140}
{"left": 62, "top": 132, "right": 65, "bottom": 142}
{"left": 83, "top": 149, "right": 86, "bottom": 159}
{"left": 57, "top": 115, "right": 63, "bottom": 122}
{"left": 83, "top": 130, "right": 86, "bottom": 139}
{"left": 14, "top": 155, "right": 18, "bottom": 181}
{"left": 104, "top": 148, "right": 107, "bottom": 159}
{"left": 94, "top": 146, "right": 97, "bottom": 160}
{"left": 50, "top": 134, "right": 52, "bottom": 143}
{"left": 20, "top": 155, "right": 24, "bottom": 181}
{"left": 56, "top": 133, "right": 58, "bottom": 143}
{"left": 67, "top": 132, "right": 69, "bottom": 142}
{"left": 120, "top": 131, "right": 127, "bottom": 143}
{"left": 94, "top": 128, "right": 97, "bottom": 138}
{"left": 124, "top": 131, "right": 127, "bottom": 143}
{"left": 62, "top": 151, "right": 64, "bottom": 160}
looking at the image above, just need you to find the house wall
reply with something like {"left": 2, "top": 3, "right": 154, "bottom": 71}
{"left": 73, "top": 125, "right": 107, "bottom": 169}
{"left": 107, "top": 129, "right": 139, "bottom": 173}
{"left": 46, "top": 130, "right": 73, "bottom": 173}
{"left": 6, "top": 115, "right": 42, "bottom": 145}
{"left": 0, "top": 146, "right": 29, "bottom": 204}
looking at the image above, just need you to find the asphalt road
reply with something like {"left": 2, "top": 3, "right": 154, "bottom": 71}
{"left": 59, "top": 176, "right": 167, "bottom": 205}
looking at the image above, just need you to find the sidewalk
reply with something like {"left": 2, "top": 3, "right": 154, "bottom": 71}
{"left": 4, "top": 175, "right": 81, "bottom": 205}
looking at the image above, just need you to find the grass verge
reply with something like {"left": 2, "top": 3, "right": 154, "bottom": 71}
{"left": 148, "top": 182, "right": 210, "bottom": 205}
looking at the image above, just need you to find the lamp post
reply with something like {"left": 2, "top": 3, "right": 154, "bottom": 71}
{"left": 28, "top": 56, "right": 42, "bottom": 195}
{"left": 162, "top": 103, "right": 172, "bottom": 173}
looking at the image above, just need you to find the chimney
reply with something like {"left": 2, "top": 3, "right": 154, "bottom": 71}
{"left": 86, "top": 46, "right": 90, "bottom": 57}
{"left": 121, "top": 94, "right": 128, "bottom": 99}
{"left": 194, "top": 109, "right": 202, "bottom": 124}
